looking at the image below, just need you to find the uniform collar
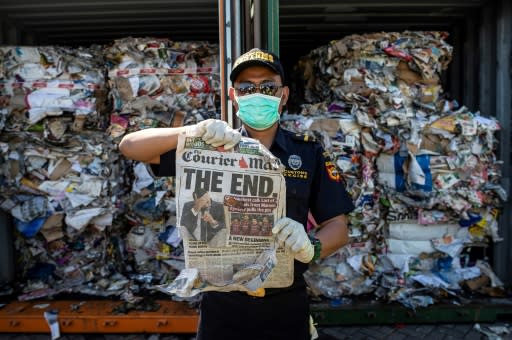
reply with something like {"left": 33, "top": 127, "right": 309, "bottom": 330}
{"left": 240, "top": 124, "right": 289, "bottom": 152}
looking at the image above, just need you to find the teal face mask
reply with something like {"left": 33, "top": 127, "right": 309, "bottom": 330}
{"left": 235, "top": 93, "right": 281, "bottom": 131}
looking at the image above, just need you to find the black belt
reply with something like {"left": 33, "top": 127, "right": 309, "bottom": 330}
{"left": 264, "top": 285, "right": 303, "bottom": 296}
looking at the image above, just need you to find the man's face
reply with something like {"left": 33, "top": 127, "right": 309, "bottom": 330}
{"left": 196, "top": 192, "right": 211, "bottom": 211}
{"left": 229, "top": 66, "right": 289, "bottom": 116}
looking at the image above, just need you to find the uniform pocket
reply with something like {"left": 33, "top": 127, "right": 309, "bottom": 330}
{"left": 286, "top": 188, "right": 309, "bottom": 225}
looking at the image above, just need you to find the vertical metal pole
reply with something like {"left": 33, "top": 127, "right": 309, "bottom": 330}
{"left": 244, "top": 0, "right": 253, "bottom": 50}
{"left": 232, "top": 0, "right": 242, "bottom": 64}
{"left": 218, "top": 0, "right": 228, "bottom": 123}
{"left": 254, "top": 0, "right": 261, "bottom": 48}
{"left": 494, "top": 0, "right": 512, "bottom": 285}
{"left": 225, "top": 1, "right": 233, "bottom": 127}
{"left": 229, "top": 0, "right": 243, "bottom": 129}
{"left": 265, "top": 0, "right": 280, "bottom": 55}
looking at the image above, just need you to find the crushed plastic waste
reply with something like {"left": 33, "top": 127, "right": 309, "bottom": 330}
{"left": 285, "top": 31, "right": 507, "bottom": 308}
{"left": 474, "top": 323, "right": 511, "bottom": 340}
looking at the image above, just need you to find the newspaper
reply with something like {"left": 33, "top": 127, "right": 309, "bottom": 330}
{"left": 157, "top": 130, "right": 293, "bottom": 297}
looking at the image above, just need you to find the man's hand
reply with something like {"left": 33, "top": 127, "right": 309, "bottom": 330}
{"left": 193, "top": 119, "right": 241, "bottom": 149}
{"left": 202, "top": 212, "right": 218, "bottom": 227}
{"left": 272, "top": 217, "right": 314, "bottom": 263}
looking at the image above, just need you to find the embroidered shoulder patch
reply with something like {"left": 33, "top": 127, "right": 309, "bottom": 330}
{"left": 323, "top": 152, "right": 341, "bottom": 182}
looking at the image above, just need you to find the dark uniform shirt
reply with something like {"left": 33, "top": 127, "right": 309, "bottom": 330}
{"left": 151, "top": 126, "right": 354, "bottom": 340}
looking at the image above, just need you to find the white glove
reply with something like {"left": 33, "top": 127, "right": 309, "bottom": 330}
{"left": 193, "top": 119, "right": 241, "bottom": 149}
{"left": 272, "top": 217, "right": 314, "bottom": 263}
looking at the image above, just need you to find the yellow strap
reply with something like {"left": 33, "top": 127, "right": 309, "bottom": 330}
{"left": 246, "top": 288, "right": 265, "bottom": 297}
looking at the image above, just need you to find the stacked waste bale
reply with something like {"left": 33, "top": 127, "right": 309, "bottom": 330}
{"left": 0, "top": 38, "right": 222, "bottom": 302}
{"left": 285, "top": 31, "right": 507, "bottom": 307}
{"left": 103, "top": 37, "right": 222, "bottom": 299}
{"left": 0, "top": 46, "right": 129, "bottom": 299}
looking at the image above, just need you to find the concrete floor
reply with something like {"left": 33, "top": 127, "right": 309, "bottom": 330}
{"left": 0, "top": 323, "right": 511, "bottom": 340}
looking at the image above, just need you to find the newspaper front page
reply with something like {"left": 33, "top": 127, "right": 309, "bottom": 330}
{"left": 159, "top": 130, "right": 294, "bottom": 297}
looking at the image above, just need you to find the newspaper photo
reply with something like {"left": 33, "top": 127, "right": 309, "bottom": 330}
{"left": 159, "top": 129, "right": 294, "bottom": 297}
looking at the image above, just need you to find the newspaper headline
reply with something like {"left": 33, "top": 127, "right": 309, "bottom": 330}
{"left": 157, "top": 129, "right": 294, "bottom": 297}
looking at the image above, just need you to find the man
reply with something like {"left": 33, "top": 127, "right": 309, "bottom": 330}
{"left": 249, "top": 217, "right": 261, "bottom": 236}
{"left": 261, "top": 216, "right": 272, "bottom": 236}
{"left": 230, "top": 217, "right": 241, "bottom": 235}
{"left": 180, "top": 188, "right": 225, "bottom": 242}
{"left": 240, "top": 214, "right": 250, "bottom": 235}
{"left": 119, "top": 48, "right": 354, "bottom": 340}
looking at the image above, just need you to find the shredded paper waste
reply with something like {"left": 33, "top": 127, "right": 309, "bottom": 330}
{"left": 0, "top": 38, "right": 219, "bottom": 305}
{"left": 0, "top": 32, "right": 508, "bottom": 310}
{"left": 284, "top": 31, "right": 507, "bottom": 309}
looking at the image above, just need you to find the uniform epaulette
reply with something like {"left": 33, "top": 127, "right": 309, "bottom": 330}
{"left": 292, "top": 133, "right": 317, "bottom": 142}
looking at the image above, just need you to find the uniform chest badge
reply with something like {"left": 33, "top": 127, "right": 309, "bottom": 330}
{"left": 284, "top": 155, "right": 307, "bottom": 179}
{"left": 288, "top": 155, "right": 302, "bottom": 170}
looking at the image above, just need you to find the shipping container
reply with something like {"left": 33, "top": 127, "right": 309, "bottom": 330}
{"left": 0, "top": 0, "right": 511, "bottom": 333}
